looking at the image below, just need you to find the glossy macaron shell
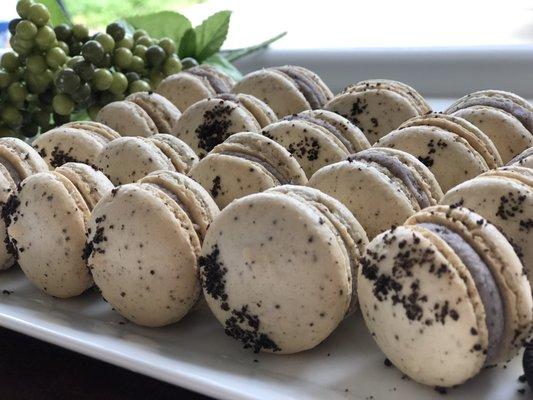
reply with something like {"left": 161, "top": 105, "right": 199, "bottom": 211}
{"left": 508, "top": 147, "right": 533, "bottom": 168}
{"left": 96, "top": 101, "right": 158, "bottom": 137}
{"left": 217, "top": 93, "right": 277, "bottom": 128}
{"left": 148, "top": 134, "right": 199, "bottom": 174}
{"left": 126, "top": 91, "right": 182, "bottom": 134}
{"left": 0, "top": 137, "right": 49, "bottom": 184}
{"left": 63, "top": 121, "right": 121, "bottom": 141}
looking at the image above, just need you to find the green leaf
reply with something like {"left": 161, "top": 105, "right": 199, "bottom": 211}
{"left": 194, "top": 10, "right": 231, "bottom": 62}
{"left": 178, "top": 28, "right": 197, "bottom": 59}
{"left": 204, "top": 53, "right": 242, "bottom": 82}
{"left": 37, "top": 0, "right": 71, "bottom": 26}
{"left": 222, "top": 32, "right": 287, "bottom": 62}
{"left": 125, "top": 11, "right": 192, "bottom": 45}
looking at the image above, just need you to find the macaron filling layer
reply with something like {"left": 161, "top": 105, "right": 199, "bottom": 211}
{"left": 348, "top": 150, "right": 430, "bottom": 208}
{"left": 218, "top": 151, "right": 285, "bottom": 184}
{"left": 274, "top": 67, "right": 327, "bottom": 109}
{"left": 283, "top": 114, "right": 353, "bottom": 152}
{"left": 417, "top": 222, "right": 504, "bottom": 362}
{"left": 0, "top": 156, "right": 22, "bottom": 185}
{"left": 187, "top": 67, "right": 230, "bottom": 94}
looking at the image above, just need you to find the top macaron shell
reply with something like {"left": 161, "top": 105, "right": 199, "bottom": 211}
{"left": 173, "top": 97, "right": 262, "bottom": 158}
{"left": 325, "top": 79, "right": 431, "bottom": 144}
{"left": 96, "top": 101, "right": 158, "bottom": 137}
{"left": 508, "top": 147, "right": 533, "bottom": 168}
{"left": 156, "top": 65, "right": 235, "bottom": 111}
{"left": 199, "top": 187, "right": 360, "bottom": 354}
{"left": 232, "top": 66, "right": 333, "bottom": 117}
{"left": 125, "top": 91, "right": 182, "bottom": 134}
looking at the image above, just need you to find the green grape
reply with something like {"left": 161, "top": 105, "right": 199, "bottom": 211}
{"left": 54, "top": 24, "right": 72, "bottom": 42}
{"left": 38, "top": 89, "right": 54, "bottom": 105}
{"left": 94, "top": 33, "right": 115, "bottom": 54}
{"left": 71, "top": 82, "right": 91, "bottom": 103}
{"left": 35, "top": 26, "right": 57, "bottom": 50}
{"left": 1, "top": 52, "right": 20, "bottom": 72}
{"left": 33, "top": 110, "right": 51, "bottom": 128}
{"left": 21, "top": 122, "right": 39, "bottom": 138}
{"left": 181, "top": 57, "right": 199, "bottom": 70}
{"left": 0, "top": 70, "right": 13, "bottom": 89}
{"left": 0, "top": 127, "right": 17, "bottom": 137}
{"left": 53, "top": 112, "right": 70, "bottom": 125}
{"left": 106, "top": 22, "right": 125, "bottom": 42}
{"left": 16, "top": 0, "right": 33, "bottom": 19}
{"left": 26, "top": 69, "right": 53, "bottom": 94}
{"left": 163, "top": 56, "right": 182, "bottom": 76}
{"left": 109, "top": 71, "right": 128, "bottom": 94}
{"left": 26, "top": 54, "right": 47, "bottom": 73}
{"left": 56, "top": 40, "right": 70, "bottom": 54}
{"left": 158, "top": 38, "right": 177, "bottom": 56}
{"left": 116, "top": 36, "right": 134, "bottom": 49}
{"left": 7, "top": 82, "right": 28, "bottom": 105}
{"left": 15, "top": 20, "right": 38, "bottom": 40}
{"left": 46, "top": 47, "right": 67, "bottom": 69}
{"left": 66, "top": 55, "right": 84, "bottom": 68}
{"left": 113, "top": 47, "right": 132, "bottom": 69}
{"left": 8, "top": 19, "right": 21, "bottom": 36}
{"left": 11, "top": 37, "right": 34, "bottom": 55}
{"left": 52, "top": 94, "right": 74, "bottom": 115}
{"left": 82, "top": 40, "right": 104, "bottom": 64}
{"left": 133, "top": 29, "right": 148, "bottom": 41}
{"left": 1, "top": 105, "right": 23, "bottom": 127}
{"left": 27, "top": 3, "right": 50, "bottom": 27}
{"left": 69, "top": 41, "right": 83, "bottom": 56}
{"left": 125, "top": 71, "right": 139, "bottom": 83}
{"left": 133, "top": 44, "right": 147, "bottom": 59}
{"left": 92, "top": 68, "right": 113, "bottom": 91}
{"left": 135, "top": 36, "right": 153, "bottom": 47}
{"left": 97, "top": 53, "right": 112, "bottom": 68}
{"left": 128, "top": 79, "right": 151, "bottom": 93}
{"left": 149, "top": 71, "right": 164, "bottom": 87}
{"left": 55, "top": 68, "right": 81, "bottom": 94}
{"left": 129, "top": 55, "right": 145, "bottom": 73}
{"left": 72, "top": 59, "right": 95, "bottom": 81}
{"left": 72, "top": 24, "right": 89, "bottom": 41}
{"left": 88, "top": 104, "right": 101, "bottom": 120}
{"left": 145, "top": 45, "right": 166, "bottom": 67}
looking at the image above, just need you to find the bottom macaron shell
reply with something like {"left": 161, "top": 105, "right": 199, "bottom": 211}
{"left": 189, "top": 154, "right": 279, "bottom": 209}
{"left": 87, "top": 185, "right": 201, "bottom": 327}
{"left": 7, "top": 174, "right": 92, "bottom": 297}
{"left": 358, "top": 226, "right": 486, "bottom": 387}
{"left": 200, "top": 192, "right": 351, "bottom": 354}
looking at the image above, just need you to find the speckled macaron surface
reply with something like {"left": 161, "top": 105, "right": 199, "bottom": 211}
{"left": 358, "top": 206, "right": 532, "bottom": 387}
{"left": 96, "top": 101, "right": 158, "bottom": 137}
{"left": 156, "top": 65, "right": 234, "bottom": 111}
{"left": 508, "top": 147, "right": 533, "bottom": 169}
{"left": 85, "top": 172, "right": 219, "bottom": 327}
{"left": 189, "top": 132, "right": 307, "bottom": 209}
{"left": 325, "top": 79, "right": 431, "bottom": 144}
{"left": 125, "top": 91, "right": 182, "bottom": 135}
{"left": 440, "top": 166, "right": 533, "bottom": 285}
{"left": 232, "top": 65, "right": 333, "bottom": 117}
{"left": 309, "top": 147, "right": 443, "bottom": 239}
{"left": 199, "top": 185, "right": 367, "bottom": 354}
{"left": 6, "top": 163, "right": 113, "bottom": 298}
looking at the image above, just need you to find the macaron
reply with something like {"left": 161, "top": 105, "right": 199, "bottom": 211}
{"left": 376, "top": 113, "right": 502, "bottom": 192}
{"left": 0, "top": 138, "right": 49, "bottom": 270}
{"left": 33, "top": 121, "right": 120, "bottom": 168}
{"left": 85, "top": 171, "right": 219, "bottom": 327}
{"left": 508, "top": 147, "right": 533, "bottom": 168}
{"left": 96, "top": 92, "right": 182, "bottom": 137}
{"left": 95, "top": 135, "right": 198, "bottom": 185}
{"left": 261, "top": 110, "right": 370, "bottom": 177}
{"left": 156, "top": 65, "right": 234, "bottom": 111}
{"left": 189, "top": 132, "right": 307, "bottom": 208}
{"left": 358, "top": 205, "right": 532, "bottom": 387}
{"left": 5, "top": 163, "right": 114, "bottom": 298}
{"left": 440, "top": 165, "right": 533, "bottom": 285}
{"left": 309, "top": 148, "right": 443, "bottom": 239}
{"left": 200, "top": 185, "right": 368, "bottom": 354}
{"left": 325, "top": 79, "right": 431, "bottom": 144}
{"left": 173, "top": 95, "right": 274, "bottom": 158}
{"left": 232, "top": 65, "right": 333, "bottom": 117}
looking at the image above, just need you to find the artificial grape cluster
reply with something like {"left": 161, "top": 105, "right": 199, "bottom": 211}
{"left": 0, "top": 0, "right": 188, "bottom": 137}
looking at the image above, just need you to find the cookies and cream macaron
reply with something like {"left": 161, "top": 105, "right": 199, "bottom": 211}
{"left": 309, "top": 147, "right": 443, "bottom": 238}
{"left": 377, "top": 113, "right": 502, "bottom": 192}
{"left": 189, "top": 132, "right": 307, "bottom": 208}
{"left": 358, "top": 205, "right": 532, "bottom": 387}
{"left": 5, "top": 163, "right": 113, "bottom": 298}
{"left": 96, "top": 135, "right": 198, "bottom": 185}
{"left": 440, "top": 166, "right": 533, "bottom": 285}
{"left": 85, "top": 171, "right": 219, "bottom": 327}
{"left": 173, "top": 95, "right": 275, "bottom": 158}
{"left": 33, "top": 121, "right": 120, "bottom": 168}
{"left": 200, "top": 185, "right": 368, "bottom": 354}
{"left": 232, "top": 65, "right": 333, "bottom": 117}
{"left": 508, "top": 147, "right": 533, "bottom": 168}
{"left": 0, "top": 138, "right": 49, "bottom": 270}
{"left": 262, "top": 111, "right": 370, "bottom": 177}
{"left": 156, "top": 65, "right": 235, "bottom": 111}
{"left": 96, "top": 92, "right": 182, "bottom": 137}
{"left": 325, "top": 79, "right": 431, "bottom": 144}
